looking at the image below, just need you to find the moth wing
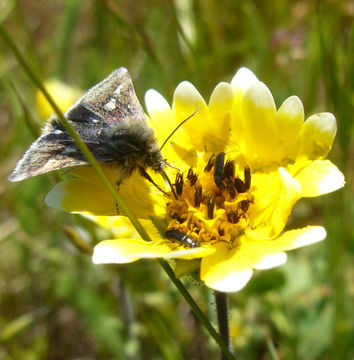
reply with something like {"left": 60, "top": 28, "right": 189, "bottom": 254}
{"left": 65, "top": 67, "right": 147, "bottom": 126}
{"left": 9, "top": 68, "right": 147, "bottom": 182}
{"left": 8, "top": 122, "right": 88, "bottom": 182}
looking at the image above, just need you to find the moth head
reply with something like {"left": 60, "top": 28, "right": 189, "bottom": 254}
{"left": 143, "top": 148, "right": 166, "bottom": 172}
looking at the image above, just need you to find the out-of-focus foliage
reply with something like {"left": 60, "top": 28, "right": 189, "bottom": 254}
{"left": 0, "top": 1, "right": 352, "bottom": 359}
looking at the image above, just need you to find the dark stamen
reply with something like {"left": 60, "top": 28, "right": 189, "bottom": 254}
{"left": 244, "top": 166, "right": 251, "bottom": 190}
{"left": 227, "top": 210, "right": 240, "bottom": 224}
{"left": 223, "top": 160, "right": 235, "bottom": 179}
{"left": 204, "top": 154, "right": 215, "bottom": 172}
{"left": 234, "top": 178, "right": 246, "bottom": 193}
{"left": 240, "top": 200, "right": 250, "bottom": 212}
{"left": 165, "top": 229, "right": 199, "bottom": 248}
{"left": 225, "top": 178, "right": 236, "bottom": 199}
{"left": 175, "top": 173, "right": 184, "bottom": 195}
{"left": 187, "top": 168, "right": 198, "bottom": 185}
{"left": 195, "top": 185, "right": 202, "bottom": 207}
{"left": 207, "top": 195, "right": 215, "bottom": 219}
{"left": 214, "top": 152, "right": 225, "bottom": 188}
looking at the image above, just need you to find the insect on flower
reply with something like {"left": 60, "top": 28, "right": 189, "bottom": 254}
{"left": 37, "top": 66, "right": 344, "bottom": 293}
{"left": 8, "top": 68, "right": 194, "bottom": 196}
{"left": 165, "top": 229, "right": 200, "bottom": 248}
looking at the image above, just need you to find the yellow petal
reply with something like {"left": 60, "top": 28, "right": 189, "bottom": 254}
{"left": 84, "top": 215, "right": 137, "bottom": 236}
{"left": 202, "top": 226, "right": 325, "bottom": 292}
{"left": 93, "top": 237, "right": 215, "bottom": 264}
{"left": 145, "top": 87, "right": 198, "bottom": 167}
{"left": 45, "top": 179, "right": 117, "bottom": 215}
{"left": 203, "top": 268, "right": 253, "bottom": 293}
{"left": 92, "top": 239, "right": 172, "bottom": 263}
{"left": 294, "top": 160, "right": 345, "bottom": 197}
{"left": 174, "top": 259, "right": 201, "bottom": 277}
{"left": 268, "top": 226, "right": 326, "bottom": 250}
{"left": 45, "top": 167, "right": 166, "bottom": 217}
{"left": 84, "top": 215, "right": 160, "bottom": 238}
{"left": 201, "top": 242, "right": 254, "bottom": 292}
{"left": 230, "top": 67, "right": 259, "bottom": 96}
{"left": 230, "top": 67, "right": 259, "bottom": 148}
{"left": 249, "top": 167, "right": 301, "bottom": 238}
{"left": 242, "top": 82, "right": 277, "bottom": 162}
{"left": 253, "top": 252, "right": 287, "bottom": 270}
{"left": 165, "top": 246, "right": 215, "bottom": 259}
{"left": 172, "top": 81, "right": 210, "bottom": 146}
{"left": 297, "top": 112, "right": 337, "bottom": 159}
{"left": 145, "top": 89, "right": 172, "bottom": 120}
{"left": 144, "top": 89, "right": 177, "bottom": 145}
{"left": 274, "top": 96, "right": 304, "bottom": 161}
{"left": 208, "top": 82, "right": 234, "bottom": 150}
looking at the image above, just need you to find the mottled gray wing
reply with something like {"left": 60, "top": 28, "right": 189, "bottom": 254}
{"left": 8, "top": 122, "right": 88, "bottom": 182}
{"left": 66, "top": 67, "right": 146, "bottom": 126}
{"left": 9, "top": 68, "right": 145, "bottom": 182}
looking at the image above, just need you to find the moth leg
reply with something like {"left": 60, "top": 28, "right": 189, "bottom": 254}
{"left": 114, "top": 200, "right": 120, "bottom": 215}
{"left": 138, "top": 167, "right": 169, "bottom": 196}
{"left": 166, "top": 161, "right": 179, "bottom": 171}
{"left": 113, "top": 165, "right": 133, "bottom": 214}
{"left": 114, "top": 179, "right": 123, "bottom": 216}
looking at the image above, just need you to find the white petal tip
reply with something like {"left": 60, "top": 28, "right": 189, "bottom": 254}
{"left": 319, "top": 168, "right": 345, "bottom": 194}
{"left": 204, "top": 269, "right": 253, "bottom": 293}
{"left": 92, "top": 243, "right": 138, "bottom": 264}
{"left": 144, "top": 89, "right": 170, "bottom": 113}
{"left": 254, "top": 252, "right": 288, "bottom": 270}
{"left": 231, "top": 67, "right": 259, "bottom": 89}
{"left": 292, "top": 227, "right": 327, "bottom": 248}
{"left": 244, "top": 81, "right": 276, "bottom": 110}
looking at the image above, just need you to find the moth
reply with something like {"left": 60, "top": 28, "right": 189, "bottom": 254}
{"left": 9, "top": 67, "right": 167, "bottom": 187}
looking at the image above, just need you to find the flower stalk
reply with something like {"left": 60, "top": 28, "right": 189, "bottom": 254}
{"left": 215, "top": 291, "right": 232, "bottom": 360}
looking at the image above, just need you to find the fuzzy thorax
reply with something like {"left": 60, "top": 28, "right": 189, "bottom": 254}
{"left": 104, "top": 118, "right": 165, "bottom": 172}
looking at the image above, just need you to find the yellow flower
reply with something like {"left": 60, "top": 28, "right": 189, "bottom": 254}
{"left": 45, "top": 67, "right": 345, "bottom": 292}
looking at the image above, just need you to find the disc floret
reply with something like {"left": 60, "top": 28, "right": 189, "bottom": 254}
{"left": 166, "top": 153, "right": 254, "bottom": 247}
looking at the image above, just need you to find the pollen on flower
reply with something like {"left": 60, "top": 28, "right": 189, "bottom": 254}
{"left": 166, "top": 153, "right": 255, "bottom": 247}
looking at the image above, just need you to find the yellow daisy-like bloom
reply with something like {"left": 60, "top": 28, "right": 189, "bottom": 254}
{"left": 45, "top": 68, "right": 345, "bottom": 292}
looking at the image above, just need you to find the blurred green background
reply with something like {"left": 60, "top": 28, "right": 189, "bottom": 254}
{"left": 0, "top": 1, "right": 353, "bottom": 359}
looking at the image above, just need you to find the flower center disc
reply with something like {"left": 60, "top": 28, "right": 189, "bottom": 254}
{"left": 166, "top": 153, "right": 254, "bottom": 247}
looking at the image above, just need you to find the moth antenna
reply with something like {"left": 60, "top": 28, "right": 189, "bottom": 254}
{"left": 159, "top": 106, "right": 199, "bottom": 151}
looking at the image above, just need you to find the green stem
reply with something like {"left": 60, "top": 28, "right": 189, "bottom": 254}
{"left": 265, "top": 332, "right": 279, "bottom": 360}
{"left": 159, "top": 260, "right": 235, "bottom": 359}
{"left": 0, "top": 22, "right": 235, "bottom": 359}
{"left": 215, "top": 291, "right": 233, "bottom": 360}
